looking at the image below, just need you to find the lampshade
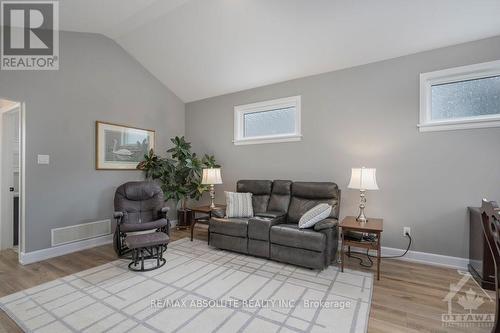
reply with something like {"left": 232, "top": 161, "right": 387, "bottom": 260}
{"left": 348, "top": 167, "right": 379, "bottom": 190}
{"left": 201, "top": 168, "right": 223, "bottom": 185}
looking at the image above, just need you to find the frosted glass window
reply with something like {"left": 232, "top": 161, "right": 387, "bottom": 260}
{"left": 244, "top": 107, "right": 296, "bottom": 137}
{"left": 234, "top": 96, "right": 301, "bottom": 145}
{"left": 419, "top": 61, "right": 500, "bottom": 132}
{"left": 431, "top": 76, "right": 500, "bottom": 120}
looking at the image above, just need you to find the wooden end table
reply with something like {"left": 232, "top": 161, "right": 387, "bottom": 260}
{"left": 189, "top": 205, "right": 225, "bottom": 242}
{"left": 340, "top": 216, "right": 384, "bottom": 280}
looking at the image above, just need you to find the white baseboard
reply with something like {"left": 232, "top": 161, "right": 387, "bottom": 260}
{"left": 20, "top": 234, "right": 113, "bottom": 265}
{"left": 19, "top": 219, "right": 179, "bottom": 265}
{"left": 350, "top": 246, "right": 469, "bottom": 270}
{"left": 381, "top": 246, "right": 469, "bottom": 270}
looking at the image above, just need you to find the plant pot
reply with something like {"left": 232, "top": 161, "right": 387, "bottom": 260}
{"left": 177, "top": 209, "right": 193, "bottom": 229}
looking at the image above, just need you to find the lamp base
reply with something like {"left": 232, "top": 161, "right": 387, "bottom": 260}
{"left": 356, "top": 190, "right": 368, "bottom": 223}
{"left": 356, "top": 214, "right": 368, "bottom": 223}
{"left": 209, "top": 184, "right": 216, "bottom": 209}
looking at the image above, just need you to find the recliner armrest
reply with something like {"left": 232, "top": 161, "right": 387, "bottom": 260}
{"left": 113, "top": 211, "right": 124, "bottom": 224}
{"left": 313, "top": 218, "right": 338, "bottom": 231}
{"left": 255, "top": 211, "right": 286, "bottom": 219}
{"left": 159, "top": 206, "right": 169, "bottom": 218}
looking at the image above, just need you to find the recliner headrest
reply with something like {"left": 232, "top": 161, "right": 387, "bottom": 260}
{"left": 271, "top": 180, "right": 292, "bottom": 195}
{"left": 237, "top": 180, "right": 272, "bottom": 195}
{"left": 292, "top": 182, "right": 339, "bottom": 199}
{"left": 117, "top": 181, "right": 162, "bottom": 201}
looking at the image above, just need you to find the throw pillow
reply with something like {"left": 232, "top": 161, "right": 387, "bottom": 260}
{"left": 225, "top": 191, "right": 254, "bottom": 218}
{"left": 313, "top": 217, "right": 338, "bottom": 231}
{"left": 298, "top": 203, "right": 332, "bottom": 229}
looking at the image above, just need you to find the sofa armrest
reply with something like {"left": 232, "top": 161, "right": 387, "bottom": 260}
{"left": 313, "top": 218, "right": 338, "bottom": 231}
{"left": 316, "top": 221, "right": 339, "bottom": 267}
{"left": 255, "top": 211, "right": 286, "bottom": 219}
{"left": 210, "top": 208, "right": 225, "bottom": 218}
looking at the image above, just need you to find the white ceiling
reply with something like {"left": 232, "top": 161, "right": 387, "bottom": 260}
{"left": 60, "top": 0, "right": 500, "bottom": 102}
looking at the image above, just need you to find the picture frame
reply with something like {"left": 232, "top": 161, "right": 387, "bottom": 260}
{"left": 95, "top": 121, "right": 155, "bottom": 170}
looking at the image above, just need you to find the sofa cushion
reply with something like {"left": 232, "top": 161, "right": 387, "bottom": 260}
{"left": 237, "top": 180, "right": 272, "bottom": 214}
{"left": 270, "top": 224, "right": 326, "bottom": 252}
{"left": 225, "top": 192, "right": 254, "bottom": 218}
{"left": 267, "top": 180, "right": 292, "bottom": 213}
{"left": 298, "top": 204, "right": 333, "bottom": 229}
{"left": 255, "top": 211, "right": 286, "bottom": 219}
{"left": 210, "top": 217, "right": 249, "bottom": 237}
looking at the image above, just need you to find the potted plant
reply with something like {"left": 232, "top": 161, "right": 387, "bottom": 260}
{"left": 137, "top": 136, "right": 220, "bottom": 228}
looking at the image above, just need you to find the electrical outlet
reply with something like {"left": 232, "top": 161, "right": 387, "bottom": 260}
{"left": 403, "top": 227, "right": 411, "bottom": 237}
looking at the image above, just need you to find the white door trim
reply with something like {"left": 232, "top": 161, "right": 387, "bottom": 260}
{"left": 0, "top": 98, "right": 25, "bottom": 260}
{"left": 19, "top": 102, "right": 26, "bottom": 256}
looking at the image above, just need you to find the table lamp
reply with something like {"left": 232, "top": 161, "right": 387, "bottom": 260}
{"left": 201, "top": 168, "right": 223, "bottom": 209}
{"left": 348, "top": 167, "right": 379, "bottom": 223}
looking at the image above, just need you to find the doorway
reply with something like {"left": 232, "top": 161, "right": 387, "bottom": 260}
{"left": 0, "top": 98, "right": 23, "bottom": 258}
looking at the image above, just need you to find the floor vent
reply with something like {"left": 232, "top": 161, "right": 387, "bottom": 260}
{"left": 51, "top": 220, "right": 111, "bottom": 247}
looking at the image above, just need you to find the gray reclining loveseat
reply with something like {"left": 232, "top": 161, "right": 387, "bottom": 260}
{"left": 209, "top": 180, "right": 340, "bottom": 269}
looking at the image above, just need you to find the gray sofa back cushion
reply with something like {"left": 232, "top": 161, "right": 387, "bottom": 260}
{"left": 114, "top": 181, "right": 164, "bottom": 225}
{"left": 287, "top": 182, "right": 340, "bottom": 224}
{"left": 267, "top": 180, "right": 292, "bottom": 213}
{"left": 237, "top": 180, "right": 272, "bottom": 214}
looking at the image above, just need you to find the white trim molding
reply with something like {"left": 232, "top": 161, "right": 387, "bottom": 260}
{"left": 419, "top": 60, "right": 500, "bottom": 132}
{"left": 20, "top": 234, "right": 112, "bottom": 265}
{"left": 19, "top": 219, "right": 178, "bottom": 265}
{"left": 350, "top": 246, "right": 469, "bottom": 270}
{"left": 381, "top": 246, "right": 469, "bottom": 270}
{"left": 234, "top": 95, "right": 301, "bottom": 145}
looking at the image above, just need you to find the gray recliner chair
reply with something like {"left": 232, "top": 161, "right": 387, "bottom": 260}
{"left": 113, "top": 181, "right": 170, "bottom": 256}
{"left": 209, "top": 180, "right": 340, "bottom": 270}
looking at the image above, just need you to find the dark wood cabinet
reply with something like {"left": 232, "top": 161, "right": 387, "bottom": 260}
{"left": 468, "top": 207, "right": 495, "bottom": 290}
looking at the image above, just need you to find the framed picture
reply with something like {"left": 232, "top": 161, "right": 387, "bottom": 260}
{"left": 95, "top": 121, "right": 155, "bottom": 170}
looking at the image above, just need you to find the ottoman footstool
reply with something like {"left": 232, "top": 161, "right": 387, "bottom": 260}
{"left": 124, "top": 232, "right": 169, "bottom": 272}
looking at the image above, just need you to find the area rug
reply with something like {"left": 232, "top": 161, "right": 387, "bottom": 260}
{"left": 0, "top": 238, "right": 373, "bottom": 333}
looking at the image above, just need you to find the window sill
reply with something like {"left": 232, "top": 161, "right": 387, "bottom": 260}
{"left": 233, "top": 135, "right": 302, "bottom": 145}
{"left": 418, "top": 118, "right": 500, "bottom": 132}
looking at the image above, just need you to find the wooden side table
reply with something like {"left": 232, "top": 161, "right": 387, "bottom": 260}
{"left": 340, "top": 216, "right": 384, "bottom": 280}
{"left": 189, "top": 205, "right": 225, "bottom": 242}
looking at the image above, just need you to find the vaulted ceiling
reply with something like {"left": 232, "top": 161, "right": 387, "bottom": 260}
{"left": 61, "top": 0, "right": 500, "bottom": 102}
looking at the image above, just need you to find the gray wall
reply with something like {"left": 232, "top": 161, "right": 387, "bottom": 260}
{"left": 0, "top": 31, "right": 185, "bottom": 252}
{"left": 186, "top": 36, "right": 500, "bottom": 259}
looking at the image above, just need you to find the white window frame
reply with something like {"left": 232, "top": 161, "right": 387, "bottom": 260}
{"left": 419, "top": 60, "right": 500, "bottom": 132}
{"left": 233, "top": 95, "right": 302, "bottom": 145}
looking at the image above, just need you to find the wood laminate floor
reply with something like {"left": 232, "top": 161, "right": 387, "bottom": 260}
{"left": 0, "top": 227, "right": 495, "bottom": 333}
